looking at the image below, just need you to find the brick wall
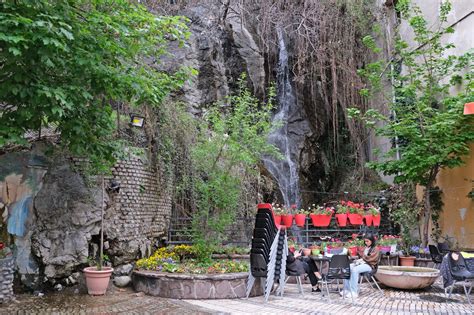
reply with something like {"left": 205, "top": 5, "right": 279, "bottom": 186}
{"left": 105, "top": 157, "right": 172, "bottom": 261}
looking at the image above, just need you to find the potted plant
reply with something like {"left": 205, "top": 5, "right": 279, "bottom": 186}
{"left": 83, "top": 177, "right": 114, "bottom": 295}
{"left": 377, "top": 237, "right": 392, "bottom": 254}
{"left": 294, "top": 208, "right": 308, "bottom": 227}
{"left": 0, "top": 241, "right": 14, "bottom": 303}
{"left": 364, "top": 204, "right": 378, "bottom": 226}
{"left": 309, "top": 244, "right": 320, "bottom": 256}
{"left": 347, "top": 201, "right": 364, "bottom": 225}
{"left": 369, "top": 204, "right": 381, "bottom": 226}
{"left": 398, "top": 238, "right": 418, "bottom": 266}
{"left": 280, "top": 205, "right": 294, "bottom": 228}
{"left": 272, "top": 204, "right": 283, "bottom": 225}
{"left": 309, "top": 205, "right": 334, "bottom": 227}
{"left": 335, "top": 201, "right": 349, "bottom": 226}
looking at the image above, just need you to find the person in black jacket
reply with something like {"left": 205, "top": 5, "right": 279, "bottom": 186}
{"left": 287, "top": 249, "right": 322, "bottom": 292}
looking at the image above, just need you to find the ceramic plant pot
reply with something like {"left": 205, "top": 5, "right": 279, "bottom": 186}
{"left": 83, "top": 266, "right": 114, "bottom": 295}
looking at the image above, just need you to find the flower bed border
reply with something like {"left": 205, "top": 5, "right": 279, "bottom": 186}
{"left": 132, "top": 270, "right": 262, "bottom": 299}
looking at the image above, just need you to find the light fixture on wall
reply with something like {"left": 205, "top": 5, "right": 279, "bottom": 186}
{"left": 463, "top": 102, "right": 474, "bottom": 115}
{"left": 107, "top": 179, "right": 121, "bottom": 193}
{"left": 130, "top": 114, "right": 145, "bottom": 128}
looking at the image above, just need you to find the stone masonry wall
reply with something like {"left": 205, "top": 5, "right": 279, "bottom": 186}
{"left": 105, "top": 157, "right": 172, "bottom": 264}
{"left": 0, "top": 257, "right": 14, "bottom": 303}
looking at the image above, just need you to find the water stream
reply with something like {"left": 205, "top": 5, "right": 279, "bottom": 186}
{"left": 262, "top": 28, "right": 301, "bottom": 208}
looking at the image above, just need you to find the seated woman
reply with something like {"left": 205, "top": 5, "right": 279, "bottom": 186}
{"left": 342, "top": 234, "right": 380, "bottom": 298}
{"left": 287, "top": 249, "right": 322, "bottom": 292}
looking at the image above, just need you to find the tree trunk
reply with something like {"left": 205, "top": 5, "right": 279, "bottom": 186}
{"left": 422, "top": 185, "right": 431, "bottom": 247}
{"left": 422, "top": 165, "right": 439, "bottom": 247}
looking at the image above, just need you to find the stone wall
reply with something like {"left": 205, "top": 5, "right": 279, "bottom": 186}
{"left": 105, "top": 157, "right": 172, "bottom": 264}
{"left": 0, "top": 257, "right": 14, "bottom": 303}
{"left": 1, "top": 144, "right": 172, "bottom": 288}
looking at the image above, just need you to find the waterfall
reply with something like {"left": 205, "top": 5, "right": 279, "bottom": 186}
{"left": 262, "top": 28, "right": 301, "bottom": 208}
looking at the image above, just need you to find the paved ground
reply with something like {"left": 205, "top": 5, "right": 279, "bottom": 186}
{"left": 187, "top": 280, "right": 474, "bottom": 314}
{"left": 1, "top": 280, "right": 473, "bottom": 314}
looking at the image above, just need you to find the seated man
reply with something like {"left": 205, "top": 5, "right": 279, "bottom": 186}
{"left": 287, "top": 249, "right": 322, "bottom": 292}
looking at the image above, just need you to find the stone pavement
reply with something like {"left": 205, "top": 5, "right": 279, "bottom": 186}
{"left": 1, "top": 281, "right": 473, "bottom": 314}
{"left": 186, "top": 280, "right": 474, "bottom": 315}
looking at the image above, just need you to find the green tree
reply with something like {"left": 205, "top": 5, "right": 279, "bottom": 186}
{"left": 0, "top": 0, "right": 193, "bottom": 171}
{"left": 349, "top": 0, "right": 474, "bottom": 246}
{"left": 190, "top": 75, "right": 281, "bottom": 262}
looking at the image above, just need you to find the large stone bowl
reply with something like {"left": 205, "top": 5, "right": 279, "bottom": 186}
{"left": 375, "top": 266, "right": 440, "bottom": 290}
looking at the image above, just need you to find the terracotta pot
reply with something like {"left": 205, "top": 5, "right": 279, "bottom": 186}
{"left": 281, "top": 214, "right": 293, "bottom": 227}
{"left": 294, "top": 214, "right": 306, "bottom": 227}
{"left": 83, "top": 266, "right": 114, "bottom": 295}
{"left": 336, "top": 213, "right": 348, "bottom": 227}
{"left": 399, "top": 256, "right": 416, "bottom": 267}
{"left": 310, "top": 213, "right": 332, "bottom": 227}
{"left": 372, "top": 214, "right": 381, "bottom": 226}
{"left": 364, "top": 214, "right": 373, "bottom": 226}
{"left": 348, "top": 213, "right": 363, "bottom": 225}
{"left": 274, "top": 215, "right": 282, "bottom": 225}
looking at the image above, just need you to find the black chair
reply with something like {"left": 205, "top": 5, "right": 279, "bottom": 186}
{"left": 359, "top": 255, "right": 384, "bottom": 296}
{"left": 447, "top": 252, "right": 474, "bottom": 305}
{"left": 438, "top": 242, "right": 450, "bottom": 254}
{"left": 429, "top": 244, "right": 444, "bottom": 269}
{"left": 321, "top": 255, "right": 354, "bottom": 304}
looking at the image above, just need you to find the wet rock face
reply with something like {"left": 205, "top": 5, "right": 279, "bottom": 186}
{"left": 32, "top": 161, "right": 102, "bottom": 280}
{"left": 161, "top": 5, "right": 265, "bottom": 113}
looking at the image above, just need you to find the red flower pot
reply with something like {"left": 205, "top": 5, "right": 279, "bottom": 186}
{"left": 274, "top": 215, "right": 282, "bottom": 225}
{"left": 349, "top": 246, "right": 358, "bottom": 257}
{"left": 372, "top": 214, "right": 381, "bottom": 226}
{"left": 294, "top": 214, "right": 306, "bottom": 227}
{"left": 364, "top": 214, "right": 373, "bottom": 226}
{"left": 281, "top": 214, "right": 293, "bottom": 227}
{"left": 336, "top": 213, "right": 348, "bottom": 227}
{"left": 310, "top": 213, "right": 332, "bottom": 227}
{"left": 348, "top": 213, "right": 363, "bottom": 225}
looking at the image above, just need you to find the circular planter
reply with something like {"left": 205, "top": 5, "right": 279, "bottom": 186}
{"left": 336, "top": 213, "right": 348, "bottom": 226}
{"left": 372, "top": 214, "right": 381, "bottom": 226}
{"left": 281, "top": 214, "right": 293, "bottom": 227}
{"left": 132, "top": 271, "right": 263, "bottom": 299}
{"left": 348, "top": 213, "right": 363, "bottom": 225}
{"left": 363, "top": 214, "right": 373, "bottom": 226}
{"left": 294, "top": 214, "right": 306, "bottom": 227}
{"left": 274, "top": 215, "right": 282, "bottom": 225}
{"left": 83, "top": 266, "right": 114, "bottom": 295}
{"left": 310, "top": 214, "right": 332, "bottom": 227}
{"left": 375, "top": 266, "right": 440, "bottom": 290}
{"left": 399, "top": 256, "right": 416, "bottom": 266}
{"left": 0, "top": 256, "right": 14, "bottom": 303}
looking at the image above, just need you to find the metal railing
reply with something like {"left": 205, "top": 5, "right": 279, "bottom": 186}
{"left": 168, "top": 215, "right": 392, "bottom": 247}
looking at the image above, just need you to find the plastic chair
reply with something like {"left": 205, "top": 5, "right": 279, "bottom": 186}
{"left": 358, "top": 255, "right": 384, "bottom": 296}
{"left": 279, "top": 270, "right": 305, "bottom": 297}
{"left": 321, "top": 255, "right": 354, "bottom": 304}
{"left": 447, "top": 252, "right": 474, "bottom": 305}
{"left": 437, "top": 242, "right": 450, "bottom": 254}
{"left": 428, "top": 244, "right": 444, "bottom": 269}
